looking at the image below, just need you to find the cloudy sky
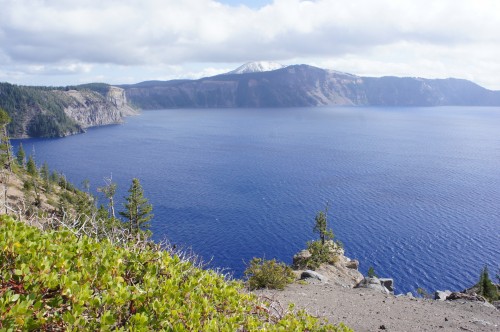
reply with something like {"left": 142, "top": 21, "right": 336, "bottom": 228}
{"left": 1, "top": 0, "right": 500, "bottom": 89}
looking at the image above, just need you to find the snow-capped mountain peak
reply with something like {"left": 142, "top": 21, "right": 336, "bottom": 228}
{"left": 227, "top": 61, "right": 285, "bottom": 74}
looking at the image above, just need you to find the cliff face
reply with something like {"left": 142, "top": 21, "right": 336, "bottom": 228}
{"left": 0, "top": 83, "right": 138, "bottom": 138}
{"left": 58, "top": 86, "right": 138, "bottom": 129}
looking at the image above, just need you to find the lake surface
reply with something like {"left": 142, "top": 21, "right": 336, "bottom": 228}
{"left": 13, "top": 107, "right": 500, "bottom": 294}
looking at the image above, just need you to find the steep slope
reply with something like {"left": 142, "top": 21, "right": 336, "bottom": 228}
{"left": 0, "top": 83, "right": 138, "bottom": 138}
{"left": 122, "top": 65, "right": 500, "bottom": 109}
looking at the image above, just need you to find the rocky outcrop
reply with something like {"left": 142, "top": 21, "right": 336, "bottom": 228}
{"left": 434, "top": 290, "right": 452, "bottom": 301}
{"left": 292, "top": 246, "right": 364, "bottom": 288}
{"left": 446, "top": 292, "right": 497, "bottom": 309}
{"left": 57, "top": 86, "right": 138, "bottom": 129}
{"left": 355, "top": 277, "right": 394, "bottom": 295}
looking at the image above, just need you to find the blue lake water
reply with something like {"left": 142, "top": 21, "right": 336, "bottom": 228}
{"left": 12, "top": 107, "right": 500, "bottom": 294}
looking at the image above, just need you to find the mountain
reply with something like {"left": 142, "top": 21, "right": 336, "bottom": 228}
{"left": 122, "top": 64, "right": 500, "bottom": 109}
{"left": 227, "top": 61, "right": 286, "bottom": 74}
{"left": 0, "top": 83, "right": 138, "bottom": 138}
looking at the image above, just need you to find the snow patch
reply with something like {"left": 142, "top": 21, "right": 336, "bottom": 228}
{"left": 227, "top": 61, "right": 286, "bottom": 74}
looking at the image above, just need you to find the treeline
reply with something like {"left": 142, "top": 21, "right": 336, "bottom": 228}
{"left": 0, "top": 82, "right": 111, "bottom": 138}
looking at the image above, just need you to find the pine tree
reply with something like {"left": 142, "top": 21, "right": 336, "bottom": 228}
{"left": 119, "top": 178, "right": 153, "bottom": 234}
{"left": 26, "top": 155, "right": 38, "bottom": 176}
{"left": 40, "top": 162, "right": 49, "bottom": 181}
{"left": 16, "top": 143, "right": 26, "bottom": 168}
{"left": 0, "top": 108, "right": 13, "bottom": 171}
{"left": 40, "top": 162, "right": 51, "bottom": 193}
{"left": 477, "top": 265, "right": 499, "bottom": 302}
{"left": 367, "top": 266, "right": 378, "bottom": 278}
{"left": 313, "top": 206, "right": 334, "bottom": 245}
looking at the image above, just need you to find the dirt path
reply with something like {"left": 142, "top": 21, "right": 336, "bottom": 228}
{"left": 257, "top": 282, "right": 499, "bottom": 331}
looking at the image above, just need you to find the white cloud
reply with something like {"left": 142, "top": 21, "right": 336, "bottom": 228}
{"left": 1, "top": 0, "right": 500, "bottom": 88}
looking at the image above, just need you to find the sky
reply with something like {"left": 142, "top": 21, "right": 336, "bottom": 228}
{"left": 1, "top": 0, "right": 500, "bottom": 89}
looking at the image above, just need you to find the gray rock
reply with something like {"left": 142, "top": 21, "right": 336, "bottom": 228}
{"left": 434, "top": 290, "right": 452, "bottom": 301}
{"left": 345, "top": 259, "right": 359, "bottom": 270}
{"left": 446, "top": 292, "right": 497, "bottom": 309}
{"left": 355, "top": 277, "right": 392, "bottom": 294}
{"left": 493, "top": 301, "right": 500, "bottom": 310}
{"left": 379, "top": 278, "right": 394, "bottom": 293}
{"left": 301, "top": 270, "right": 329, "bottom": 283}
{"left": 293, "top": 250, "right": 311, "bottom": 270}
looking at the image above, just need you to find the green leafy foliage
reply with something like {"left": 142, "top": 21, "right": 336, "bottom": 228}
{"left": 244, "top": 258, "right": 295, "bottom": 290}
{"left": 0, "top": 215, "right": 351, "bottom": 331}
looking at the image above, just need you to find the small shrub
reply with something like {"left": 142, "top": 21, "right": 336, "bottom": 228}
{"left": 367, "top": 266, "right": 378, "bottom": 278}
{"left": 416, "top": 287, "right": 433, "bottom": 299}
{"left": 244, "top": 257, "right": 295, "bottom": 290}
{"left": 305, "top": 240, "right": 342, "bottom": 270}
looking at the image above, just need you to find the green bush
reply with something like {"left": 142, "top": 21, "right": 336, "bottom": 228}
{"left": 305, "top": 240, "right": 342, "bottom": 270}
{"left": 0, "top": 215, "right": 351, "bottom": 331}
{"left": 367, "top": 266, "right": 378, "bottom": 278}
{"left": 244, "top": 257, "right": 296, "bottom": 290}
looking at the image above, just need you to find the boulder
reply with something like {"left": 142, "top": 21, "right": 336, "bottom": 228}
{"left": 355, "top": 277, "right": 393, "bottom": 294}
{"left": 379, "top": 278, "right": 394, "bottom": 293}
{"left": 301, "top": 270, "right": 329, "bottom": 283}
{"left": 345, "top": 259, "right": 359, "bottom": 270}
{"left": 434, "top": 290, "right": 452, "bottom": 301}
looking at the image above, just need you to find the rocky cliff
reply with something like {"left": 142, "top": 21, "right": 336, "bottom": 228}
{"left": 56, "top": 86, "right": 138, "bottom": 129}
{"left": 0, "top": 83, "right": 138, "bottom": 138}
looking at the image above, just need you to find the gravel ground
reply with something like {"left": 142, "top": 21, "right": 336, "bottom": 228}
{"left": 256, "top": 282, "right": 500, "bottom": 331}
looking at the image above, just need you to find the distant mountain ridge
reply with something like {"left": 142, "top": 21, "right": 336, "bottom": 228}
{"left": 121, "top": 64, "right": 500, "bottom": 109}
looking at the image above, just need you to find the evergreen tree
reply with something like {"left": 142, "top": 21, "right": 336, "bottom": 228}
{"left": 16, "top": 142, "right": 26, "bottom": 167}
{"left": 26, "top": 155, "right": 38, "bottom": 176}
{"left": 39, "top": 162, "right": 51, "bottom": 193}
{"left": 477, "top": 265, "right": 499, "bottom": 302}
{"left": 119, "top": 178, "right": 153, "bottom": 234}
{"left": 313, "top": 205, "right": 334, "bottom": 245}
{"left": 40, "top": 162, "right": 50, "bottom": 181}
{"left": 49, "top": 170, "right": 59, "bottom": 184}
{"left": 0, "top": 108, "right": 13, "bottom": 170}
{"left": 367, "top": 266, "right": 378, "bottom": 278}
